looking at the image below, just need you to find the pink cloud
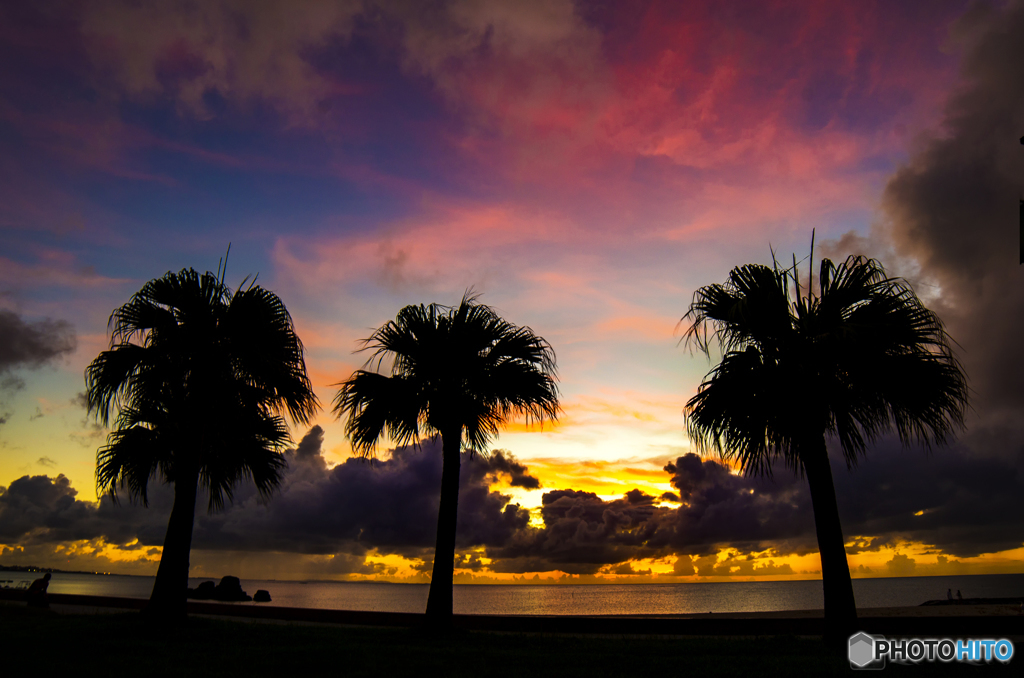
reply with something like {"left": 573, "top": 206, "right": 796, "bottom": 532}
{"left": 6, "top": 0, "right": 963, "bottom": 236}
{"left": 0, "top": 252, "right": 129, "bottom": 290}
{"left": 422, "top": 0, "right": 962, "bottom": 210}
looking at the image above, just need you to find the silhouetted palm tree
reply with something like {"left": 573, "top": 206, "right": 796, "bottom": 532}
{"left": 682, "top": 251, "right": 967, "bottom": 641}
{"left": 334, "top": 294, "right": 559, "bottom": 625}
{"left": 86, "top": 266, "right": 318, "bottom": 619}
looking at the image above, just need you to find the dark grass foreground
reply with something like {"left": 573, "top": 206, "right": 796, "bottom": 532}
{"left": 0, "top": 604, "right": 1009, "bottom": 677}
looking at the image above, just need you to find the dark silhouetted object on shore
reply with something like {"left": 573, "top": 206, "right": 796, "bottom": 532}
{"left": 253, "top": 589, "right": 271, "bottom": 603}
{"left": 681, "top": 243, "right": 968, "bottom": 646}
{"left": 26, "top": 572, "right": 50, "bottom": 608}
{"left": 86, "top": 255, "right": 319, "bottom": 622}
{"left": 334, "top": 292, "right": 559, "bottom": 628}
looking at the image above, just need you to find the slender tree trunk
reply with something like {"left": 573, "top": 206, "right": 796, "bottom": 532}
{"left": 802, "top": 435, "right": 857, "bottom": 645}
{"left": 425, "top": 427, "right": 462, "bottom": 626}
{"left": 146, "top": 465, "right": 200, "bottom": 621}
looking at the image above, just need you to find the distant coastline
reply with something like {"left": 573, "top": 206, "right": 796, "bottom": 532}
{"left": 0, "top": 564, "right": 131, "bottom": 577}
{"left": 0, "top": 569, "right": 399, "bottom": 585}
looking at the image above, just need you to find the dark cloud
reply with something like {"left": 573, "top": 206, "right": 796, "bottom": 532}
{"left": 879, "top": 0, "right": 1024, "bottom": 423}
{"left": 487, "top": 453, "right": 816, "bottom": 574}
{"left": 830, "top": 436, "right": 1024, "bottom": 558}
{"left": 0, "top": 427, "right": 532, "bottom": 563}
{"left": 0, "top": 309, "right": 76, "bottom": 385}
{"left": 487, "top": 440, "right": 1024, "bottom": 573}
{"left": 488, "top": 488, "right": 666, "bottom": 574}
{"left": 818, "top": 0, "right": 1024, "bottom": 561}
{"left": 0, "top": 474, "right": 118, "bottom": 544}
{"left": 662, "top": 454, "right": 815, "bottom": 555}
{"left": 3, "top": 433, "right": 1019, "bottom": 573}
{"left": 197, "top": 428, "right": 531, "bottom": 557}
{"left": 482, "top": 449, "right": 542, "bottom": 489}
{"left": 0, "top": 310, "right": 76, "bottom": 426}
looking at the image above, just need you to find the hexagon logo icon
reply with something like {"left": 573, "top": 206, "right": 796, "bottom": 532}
{"left": 849, "top": 632, "right": 877, "bottom": 668}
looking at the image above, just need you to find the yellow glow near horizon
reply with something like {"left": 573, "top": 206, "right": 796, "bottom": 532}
{"left": 4, "top": 536, "right": 1022, "bottom": 583}
{"left": 3, "top": 390, "right": 1021, "bottom": 585}
{"left": 499, "top": 456, "right": 680, "bottom": 508}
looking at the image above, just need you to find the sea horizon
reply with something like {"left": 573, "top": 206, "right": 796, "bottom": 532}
{"left": 5, "top": 565, "right": 1023, "bottom": 587}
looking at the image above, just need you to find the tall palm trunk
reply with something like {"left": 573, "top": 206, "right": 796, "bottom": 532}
{"left": 425, "top": 427, "right": 462, "bottom": 624}
{"left": 802, "top": 435, "right": 857, "bottom": 643}
{"left": 146, "top": 466, "right": 199, "bottom": 620}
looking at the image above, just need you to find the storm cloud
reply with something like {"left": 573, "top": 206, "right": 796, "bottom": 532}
{"left": 483, "top": 440, "right": 1024, "bottom": 574}
{"left": 880, "top": 0, "right": 1024, "bottom": 425}
{"left": 486, "top": 454, "right": 817, "bottom": 574}
{"left": 815, "top": 0, "right": 1024, "bottom": 564}
{"left": 0, "top": 309, "right": 75, "bottom": 395}
{"left": 830, "top": 438, "right": 1024, "bottom": 558}
{"left": 0, "top": 427, "right": 536, "bottom": 562}
{"left": 0, "top": 474, "right": 102, "bottom": 543}
{"left": 203, "top": 428, "right": 535, "bottom": 557}
{"left": 5, "top": 427, "right": 1020, "bottom": 574}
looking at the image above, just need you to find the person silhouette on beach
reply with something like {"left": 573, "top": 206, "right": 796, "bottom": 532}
{"left": 27, "top": 573, "right": 51, "bottom": 608}
{"left": 956, "top": 590, "right": 963, "bottom": 601}
{"left": 947, "top": 588, "right": 953, "bottom": 601}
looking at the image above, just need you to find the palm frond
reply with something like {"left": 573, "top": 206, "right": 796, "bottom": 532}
{"left": 683, "top": 252, "right": 968, "bottom": 477}
{"left": 96, "top": 422, "right": 168, "bottom": 505}
{"left": 334, "top": 371, "right": 424, "bottom": 454}
{"left": 86, "top": 264, "right": 319, "bottom": 511}
{"left": 334, "top": 294, "right": 560, "bottom": 456}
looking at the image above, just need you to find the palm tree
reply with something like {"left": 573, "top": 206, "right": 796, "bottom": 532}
{"left": 334, "top": 294, "right": 559, "bottom": 624}
{"left": 681, "top": 249, "right": 967, "bottom": 641}
{"left": 86, "top": 265, "right": 318, "bottom": 619}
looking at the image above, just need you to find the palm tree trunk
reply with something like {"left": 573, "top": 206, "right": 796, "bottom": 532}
{"left": 425, "top": 427, "right": 462, "bottom": 625}
{"left": 802, "top": 435, "right": 857, "bottom": 644}
{"left": 146, "top": 466, "right": 199, "bottom": 620}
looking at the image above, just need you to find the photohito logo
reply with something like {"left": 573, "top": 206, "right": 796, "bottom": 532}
{"left": 849, "top": 632, "right": 1014, "bottom": 669}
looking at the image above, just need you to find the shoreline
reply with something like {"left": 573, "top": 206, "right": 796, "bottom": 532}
{"left": 3, "top": 589, "right": 1022, "bottom": 637}
{"left": 0, "top": 603, "right": 859, "bottom": 678}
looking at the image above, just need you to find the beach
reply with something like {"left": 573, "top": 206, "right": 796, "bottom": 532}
{"left": 3, "top": 593, "right": 1020, "bottom": 678}
{"left": 3, "top": 588, "right": 1022, "bottom": 636}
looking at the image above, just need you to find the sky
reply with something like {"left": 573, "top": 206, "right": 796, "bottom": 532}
{"left": 1, "top": 0, "right": 1023, "bottom": 585}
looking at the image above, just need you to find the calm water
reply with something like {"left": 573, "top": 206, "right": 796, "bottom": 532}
{"left": 6, "top": 573, "right": 1022, "bottom": 615}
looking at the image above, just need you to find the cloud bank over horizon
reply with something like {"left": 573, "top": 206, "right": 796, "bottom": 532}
{"left": 3, "top": 424, "right": 1021, "bottom": 579}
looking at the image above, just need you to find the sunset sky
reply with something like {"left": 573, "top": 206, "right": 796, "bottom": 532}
{"left": 2, "top": 0, "right": 1023, "bottom": 585}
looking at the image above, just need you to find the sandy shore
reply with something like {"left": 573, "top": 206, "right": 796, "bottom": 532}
{"left": 3, "top": 589, "right": 1022, "bottom": 637}
{"left": 689, "top": 603, "right": 1024, "bottom": 619}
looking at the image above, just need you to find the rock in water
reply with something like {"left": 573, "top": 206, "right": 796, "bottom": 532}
{"left": 187, "top": 581, "right": 217, "bottom": 599}
{"left": 186, "top": 575, "right": 253, "bottom": 601}
{"left": 253, "top": 589, "right": 271, "bottom": 603}
{"left": 214, "top": 575, "right": 252, "bottom": 602}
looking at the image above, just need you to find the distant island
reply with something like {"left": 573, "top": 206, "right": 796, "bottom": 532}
{"left": 0, "top": 564, "right": 126, "bottom": 576}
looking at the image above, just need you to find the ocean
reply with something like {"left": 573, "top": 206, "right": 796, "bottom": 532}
{"left": 5, "top": 572, "right": 1023, "bottom": 615}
